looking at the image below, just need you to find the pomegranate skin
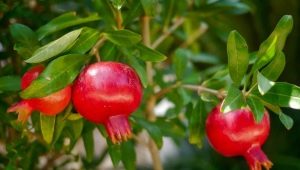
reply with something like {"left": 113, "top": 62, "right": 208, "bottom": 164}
{"left": 7, "top": 65, "right": 71, "bottom": 122}
{"left": 205, "top": 105, "right": 272, "bottom": 170}
{"left": 72, "top": 62, "right": 142, "bottom": 143}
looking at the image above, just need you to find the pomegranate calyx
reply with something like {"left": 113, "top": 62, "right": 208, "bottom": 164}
{"left": 7, "top": 100, "right": 33, "bottom": 123}
{"left": 244, "top": 144, "right": 273, "bottom": 170}
{"left": 104, "top": 115, "right": 132, "bottom": 144}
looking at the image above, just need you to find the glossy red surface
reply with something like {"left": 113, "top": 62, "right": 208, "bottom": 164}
{"left": 72, "top": 62, "right": 143, "bottom": 124}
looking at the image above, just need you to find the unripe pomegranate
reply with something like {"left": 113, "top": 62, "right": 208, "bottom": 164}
{"left": 205, "top": 105, "right": 272, "bottom": 170}
{"left": 72, "top": 62, "right": 142, "bottom": 144}
{"left": 7, "top": 65, "right": 71, "bottom": 122}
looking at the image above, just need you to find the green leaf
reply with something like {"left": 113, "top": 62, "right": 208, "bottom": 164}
{"left": 52, "top": 113, "right": 67, "bottom": 145}
{"left": 123, "top": 0, "right": 143, "bottom": 25}
{"left": 261, "top": 51, "right": 285, "bottom": 81}
{"left": 140, "top": 0, "right": 159, "bottom": 16}
{"left": 173, "top": 49, "right": 188, "bottom": 80}
{"left": 273, "top": 15, "right": 293, "bottom": 50}
{"left": 93, "top": 0, "right": 115, "bottom": 27}
{"left": 258, "top": 82, "right": 300, "bottom": 109}
{"left": 9, "top": 24, "right": 39, "bottom": 59}
{"left": 155, "top": 118, "right": 185, "bottom": 138}
{"left": 68, "top": 119, "right": 84, "bottom": 141}
{"left": 110, "top": 0, "right": 125, "bottom": 9}
{"left": 0, "top": 76, "right": 21, "bottom": 92}
{"left": 104, "top": 29, "right": 141, "bottom": 47}
{"left": 100, "top": 41, "right": 118, "bottom": 61}
{"left": 188, "top": 99, "right": 206, "bottom": 147}
{"left": 67, "top": 114, "right": 82, "bottom": 121}
{"left": 121, "top": 141, "right": 136, "bottom": 170}
{"left": 257, "top": 72, "right": 275, "bottom": 95}
{"left": 40, "top": 114, "right": 56, "bottom": 144}
{"left": 107, "top": 139, "right": 121, "bottom": 167}
{"left": 25, "top": 29, "right": 82, "bottom": 63}
{"left": 246, "top": 95, "right": 265, "bottom": 122}
{"left": 134, "top": 43, "right": 167, "bottom": 62}
{"left": 36, "top": 12, "right": 100, "bottom": 40}
{"left": 82, "top": 124, "right": 94, "bottom": 162}
{"left": 221, "top": 85, "right": 245, "bottom": 113}
{"left": 279, "top": 113, "right": 294, "bottom": 130}
{"left": 133, "top": 116, "right": 163, "bottom": 149}
{"left": 69, "top": 27, "right": 100, "bottom": 54}
{"left": 227, "top": 30, "right": 249, "bottom": 85}
{"left": 127, "top": 57, "right": 148, "bottom": 88}
{"left": 21, "top": 54, "right": 89, "bottom": 99}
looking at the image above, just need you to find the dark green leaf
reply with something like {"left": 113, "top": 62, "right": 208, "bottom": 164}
{"left": 127, "top": 57, "right": 148, "bottom": 88}
{"left": 9, "top": 24, "right": 39, "bottom": 59}
{"left": 134, "top": 43, "right": 167, "bottom": 62}
{"left": 188, "top": 99, "right": 206, "bottom": 147}
{"left": 68, "top": 119, "right": 84, "bottom": 141}
{"left": 26, "top": 29, "right": 82, "bottom": 63}
{"left": 0, "top": 76, "right": 21, "bottom": 92}
{"left": 140, "top": 0, "right": 158, "bottom": 16}
{"left": 40, "top": 114, "right": 56, "bottom": 144}
{"left": 100, "top": 41, "right": 118, "bottom": 61}
{"left": 36, "top": 12, "right": 100, "bottom": 40}
{"left": 104, "top": 29, "right": 141, "bottom": 46}
{"left": 107, "top": 139, "right": 121, "bottom": 167}
{"left": 124, "top": 0, "right": 143, "bottom": 25}
{"left": 110, "top": 0, "right": 125, "bottom": 9}
{"left": 155, "top": 118, "right": 185, "bottom": 138}
{"left": 82, "top": 126, "right": 94, "bottom": 162}
{"left": 279, "top": 113, "right": 294, "bottom": 130}
{"left": 221, "top": 85, "right": 245, "bottom": 113}
{"left": 227, "top": 30, "right": 249, "bottom": 85}
{"left": 261, "top": 51, "right": 285, "bottom": 81}
{"left": 173, "top": 49, "right": 188, "bottom": 80}
{"left": 69, "top": 27, "right": 100, "bottom": 54}
{"left": 246, "top": 95, "right": 265, "bottom": 122}
{"left": 258, "top": 82, "right": 300, "bottom": 109}
{"left": 121, "top": 141, "right": 136, "bottom": 170}
{"left": 133, "top": 117, "right": 163, "bottom": 149}
{"left": 257, "top": 72, "right": 275, "bottom": 95}
{"left": 21, "top": 54, "right": 89, "bottom": 99}
{"left": 93, "top": 0, "right": 115, "bottom": 27}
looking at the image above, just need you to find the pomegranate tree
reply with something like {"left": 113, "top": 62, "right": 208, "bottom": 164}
{"left": 206, "top": 105, "right": 272, "bottom": 170}
{"left": 7, "top": 65, "right": 72, "bottom": 123}
{"left": 72, "top": 62, "right": 143, "bottom": 144}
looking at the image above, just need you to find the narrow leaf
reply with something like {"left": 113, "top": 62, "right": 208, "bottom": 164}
{"left": 227, "top": 30, "right": 249, "bottom": 85}
{"left": 261, "top": 51, "right": 285, "bottom": 81}
{"left": 37, "top": 12, "right": 100, "bottom": 40}
{"left": 82, "top": 124, "right": 94, "bottom": 162}
{"left": 140, "top": 0, "right": 158, "bottom": 16}
{"left": 110, "top": 0, "right": 125, "bottom": 9}
{"left": 273, "top": 15, "right": 293, "bottom": 50}
{"left": 246, "top": 95, "right": 265, "bottom": 122}
{"left": 221, "top": 85, "right": 245, "bottom": 113}
{"left": 107, "top": 139, "right": 121, "bottom": 167}
{"left": 121, "top": 141, "right": 136, "bottom": 170}
{"left": 134, "top": 43, "right": 167, "bottom": 62}
{"left": 0, "top": 76, "right": 21, "bottom": 92}
{"left": 104, "top": 29, "right": 141, "bottom": 47}
{"left": 52, "top": 113, "right": 67, "bottom": 145}
{"left": 127, "top": 57, "right": 148, "bottom": 88}
{"left": 21, "top": 54, "right": 89, "bottom": 99}
{"left": 40, "top": 114, "right": 56, "bottom": 144}
{"left": 173, "top": 49, "right": 188, "bottom": 80}
{"left": 279, "top": 113, "right": 294, "bottom": 130}
{"left": 257, "top": 72, "right": 275, "bottom": 95}
{"left": 92, "top": 0, "right": 115, "bottom": 27}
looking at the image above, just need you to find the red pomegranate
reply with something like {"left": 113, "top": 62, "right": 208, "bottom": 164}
{"left": 205, "top": 105, "right": 272, "bottom": 170}
{"left": 7, "top": 65, "right": 71, "bottom": 122}
{"left": 72, "top": 62, "right": 142, "bottom": 144}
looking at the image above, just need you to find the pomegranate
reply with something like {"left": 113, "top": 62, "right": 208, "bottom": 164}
{"left": 7, "top": 65, "right": 71, "bottom": 123}
{"left": 205, "top": 105, "right": 272, "bottom": 170}
{"left": 72, "top": 62, "right": 142, "bottom": 144}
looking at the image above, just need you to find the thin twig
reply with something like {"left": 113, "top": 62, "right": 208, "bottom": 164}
{"left": 180, "top": 22, "right": 208, "bottom": 48}
{"left": 90, "top": 36, "right": 106, "bottom": 62}
{"left": 151, "top": 17, "right": 185, "bottom": 49}
{"left": 182, "top": 84, "right": 225, "bottom": 98}
{"left": 155, "top": 81, "right": 182, "bottom": 99}
{"left": 116, "top": 9, "right": 123, "bottom": 29}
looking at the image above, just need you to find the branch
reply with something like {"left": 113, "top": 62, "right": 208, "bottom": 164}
{"left": 155, "top": 82, "right": 181, "bottom": 99}
{"left": 180, "top": 22, "right": 208, "bottom": 48}
{"left": 89, "top": 35, "right": 106, "bottom": 62}
{"left": 182, "top": 84, "right": 225, "bottom": 98}
{"left": 151, "top": 17, "right": 185, "bottom": 49}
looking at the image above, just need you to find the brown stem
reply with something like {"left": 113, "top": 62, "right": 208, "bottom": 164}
{"left": 155, "top": 81, "right": 182, "bottom": 99}
{"left": 151, "top": 17, "right": 185, "bottom": 49}
{"left": 182, "top": 84, "right": 224, "bottom": 98}
{"left": 180, "top": 22, "right": 208, "bottom": 48}
{"left": 90, "top": 36, "right": 106, "bottom": 62}
{"left": 141, "top": 15, "right": 163, "bottom": 170}
{"left": 116, "top": 9, "right": 123, "bottom": 29}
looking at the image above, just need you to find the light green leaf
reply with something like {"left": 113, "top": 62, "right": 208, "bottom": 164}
{"left": 273, "top": 15, "right": 293, "bottom": 50}
{"left": 261, "top": 51, "right": 285, "bottom": 81}
{"left": 121, "top": 141, "right": 136, "bottom": 170}
{"left": 227, "top": 30, "right": 249, "bottom": 85}
{"left": 21, "top": 54, "right": 89, "bottom": 99}
{"left": 221, "top": 85, "right": 245, "bottom": 113}
{"left": 110, "top": 0, "right": 125, "bottom": 9}
{"left": 173, "top": 49, "right": 188, "bottom": 80}
{"left": 134, "top": 43, "right": 167, "bottom": 62}
{"left": 52, "top": 113, "right": 67, "bottom": 145}
{"left": 140, "top": 0, "right": 158, "bottom": 16}
{"left": 246, "top": 95, "right": 265, "bottom": 122}
{"left": 127, "top": 57, "right": 148, "bottom": 88}
{"left": 69, "top": 27, "right": 100, "bottom": 54}
{"left": 279, "top": 113, "right": 294, "bottom": 130}
{"left": 26, "top": 29, "right": 82, "bottom": 63}
{"left": 133, "top": 117, "right": 163, "bottom": 149}
{"left": 37, "top": 12, "right": 100, "bottom": 40}
{"left": 257, "top": 72, "right": 275, "bottom": 95}
{"left": 67, "top": 114, "right": 82, "bottom": 121}
{"left": 40, "top": 114, "right": 56, "bottom": 144}
{"left": 259, "top": 82, "right": 300, "bottom": 109}
{"left": 0, "top": 76, "right": 21, "bottom": 92}
{"left": 104, "top": 29, "right": 141, "bottom": 47}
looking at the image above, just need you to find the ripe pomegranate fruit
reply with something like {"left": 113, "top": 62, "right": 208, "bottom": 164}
{"left": 7, "top": 65, "right": 71, "bottom": 123}
{"left": 205, "top": 105, "right": 272, "bottom": 170}
{"left": 72, "top": 62, "right": 142, "bottom": 144}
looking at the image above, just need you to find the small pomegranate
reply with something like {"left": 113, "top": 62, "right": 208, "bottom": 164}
{"left": 72, "top": 62, "right": 142, "bottom": 144}
{"left": 205, "top": 105, "right": 272, "bottom": 170}
{"left": 7, "top": 65, "right": 71, "bottom": 122}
